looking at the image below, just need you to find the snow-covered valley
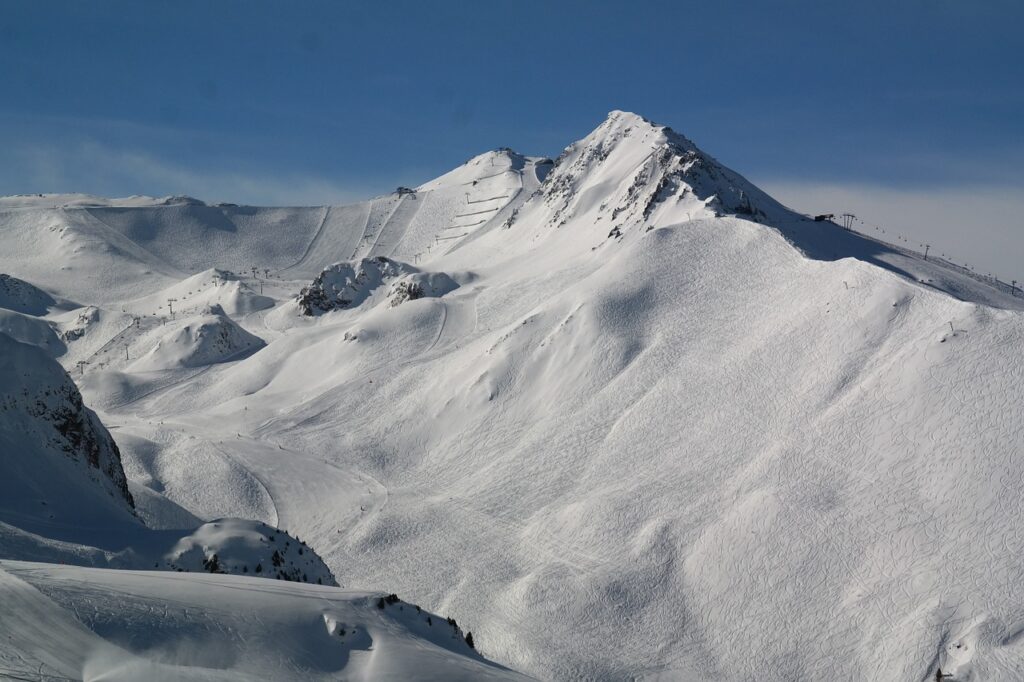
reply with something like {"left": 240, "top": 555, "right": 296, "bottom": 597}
{"left": 2, "top": 111, "right": 1023, "bottom": 680}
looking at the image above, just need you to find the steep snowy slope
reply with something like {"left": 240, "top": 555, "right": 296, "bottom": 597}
{"left": 0, "top": 332, "right": 331, "bottom": 585}
{"left": 0, "top": 333, "right": 136, "bottom": 537}
{"left": 0, "top": 273, "right": 61, "bottom": 315}
{"left": 1, "top": 111, "right": 1022, "bottom": 680}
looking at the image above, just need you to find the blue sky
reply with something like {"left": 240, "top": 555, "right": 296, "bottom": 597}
{"left": 2, "top": 1, "right": 1022, "bottom": 278}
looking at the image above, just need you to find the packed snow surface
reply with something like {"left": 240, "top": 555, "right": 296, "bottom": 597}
{"left": 128, "top": 304, "right": 265, "bottom": 372}
{"left": 0, "top": 561, "right": 526, "bottom": 681}
{"left": 1, "top": 111, "right": 1023, "bottom": 680}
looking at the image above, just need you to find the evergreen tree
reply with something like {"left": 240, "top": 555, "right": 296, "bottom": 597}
{"left": 203, "top": 554, "right": 221, "bottom": 573}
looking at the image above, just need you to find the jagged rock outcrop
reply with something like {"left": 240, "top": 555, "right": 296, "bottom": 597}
{"left": 0, "top": 333, "right": 135, "bottom": 529}
{"left": 298, "top": 256, "right": 458, "bottom": 315}
{"left": 529, "top": 110, "right": 780, "bottom": 233}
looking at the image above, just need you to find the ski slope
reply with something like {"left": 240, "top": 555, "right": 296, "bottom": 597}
{"left": 1, "top": 112, "right": 1023, "bottom": 680}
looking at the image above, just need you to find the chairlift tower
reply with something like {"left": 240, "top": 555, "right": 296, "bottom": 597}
{"left": 840, "top": 213, "right": 856, "bottom": 231}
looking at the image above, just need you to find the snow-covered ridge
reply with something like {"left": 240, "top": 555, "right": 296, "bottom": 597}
{"left": 528, "top": 110, "right": 777, "bottom": 233}
{"left": 0, "top": 307, "right": 66, "bottom": 357}
{"left": 417, "top": 147, "right": 537, "bottom": 192}
{"left": 0, "top": 273, "right": 59, "bottom": 315}
{"left": 0, "top": 193, "right": 208, "bottom": 208}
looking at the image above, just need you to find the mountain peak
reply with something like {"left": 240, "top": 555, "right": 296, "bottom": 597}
{"left": 604, "top": 109, "right": 653, "bottom": 125}
{"left": 530, "top": 110, "right": 775, "bottom": 233}
{"left": 591, "top": 111, "right": 708, "bottom": 163}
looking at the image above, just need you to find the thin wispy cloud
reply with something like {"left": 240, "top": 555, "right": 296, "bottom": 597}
{"left": 5, "top": 138, "right": 380, "bottom": 206}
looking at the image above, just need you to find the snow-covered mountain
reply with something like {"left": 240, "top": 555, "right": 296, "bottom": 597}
{"left": 0, "top": 333, "right": 136, "bottom": 534}
{"left": 1, "top": 111, "right": 1023, "bottom": 680}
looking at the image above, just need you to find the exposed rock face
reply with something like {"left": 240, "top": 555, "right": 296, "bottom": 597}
{"left": 298, "top": 257, "right": 458, "bottom": 316}
{"left": 59, "top": 306, "right": 99, "bottom": 343}
{"left": 533, "top": 110, "right": 777, "bottom": 231}
{"left": 387, "top": 272, "right": 460, "bottom": 307}
{"left": 0, "top": 333, "right": 135, "bottom": 524}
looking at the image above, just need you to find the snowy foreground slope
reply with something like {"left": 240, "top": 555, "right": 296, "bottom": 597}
{"left": 0, "top": 331, "right": 519, "bottom": 678}
{"left": 2, "top": 112, "right": 1024, "bottom": 680}
{"left": 0, "top": 562, "right": 522, "bottom": 681}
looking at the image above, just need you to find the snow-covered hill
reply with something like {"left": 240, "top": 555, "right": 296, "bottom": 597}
{"left": 128, "top": 304, "right": 265, "bottom": 372}
{"left": 1, "top": 111, "right": 1023, "bottom": 680}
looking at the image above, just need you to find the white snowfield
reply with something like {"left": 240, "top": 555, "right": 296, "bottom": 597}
{"left": 0, "top": 561, "right": 524, "bottom": 681}
{"left": 0, "top": 334, "right": 507, "bottom": 681}
{"left": 1, "top": 110, "right": 1023, "bottom": 680}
